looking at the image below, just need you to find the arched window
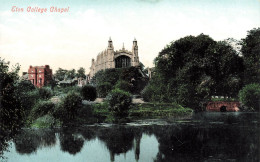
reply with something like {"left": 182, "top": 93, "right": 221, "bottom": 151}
{"left": 115, "top": 55, "right": 131, "bottom": 68}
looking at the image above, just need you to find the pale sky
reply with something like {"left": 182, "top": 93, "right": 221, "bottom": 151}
{"left": 0, "top": 0, "right": 259, "bottom": 75}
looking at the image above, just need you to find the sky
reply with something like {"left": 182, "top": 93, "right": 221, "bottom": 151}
{"left": 0, "top": 0, "right": 259, "bottom": 75}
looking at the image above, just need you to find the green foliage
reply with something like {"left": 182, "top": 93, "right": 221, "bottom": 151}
{"left": 76, "top": 67, "right": 86, "bottom": 79}
{"left": 54, "top": 91, "right": 82, "bottom": 122}
{"left": 0, "top": 58, "right": 22, "bottom": 130}
{"left": 92, "top": 102, "right": 109, "bottom": 116}
{"left": 30, "top": 100, "right": 55, "bottom": 120}
{"left": 66, "top": 69, "right": 76, "bottom": 80}
{"left": 96, "top": 82, "right": 113, "bottom": 98}
{"left": 31, "top": 115, "right": 56, "bottom": 128}
{"left": 38, "top": 87, "right": 53, "bottom": 99}
{"left": 129, "top": 103, "right": 193, "bottom": 118}
{"left": 92, "top": 67, "right": 148, "bottom": 94}
{"left": 148, "top": 34, "right": 244, "bottom": 109}
{"left": 13, "top": 80, "right": 38, "bottom": 120}
{"left": 106, "top": 89, "right": 132, "bottom": 117}
{"left": 239, "top": 83, "right": 260, "bottom": 111}
{"left": 53, "top": 86, "right": 81, "bottom": 96}
{"left": 81, "top": 85, "right": 97, "bottom": 101}
{"left": 92, "top": 69, "right": 120, "bottom": 86}
{"left": 114, "top": 80, "right": 132, "bottom": 92}
{"left": 241, "top": 28, "right": 260, "bottom": 84}
{"left": 15, "top": 80, "right": 35, "bottom": 92}
{"left": 77, "top": 104, "right": 93, "bottom": 119}
{"left": 54, "top": 68, "right": 68, "bottom": 81}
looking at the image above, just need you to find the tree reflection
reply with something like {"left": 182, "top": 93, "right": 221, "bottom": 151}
{"left": 59, "top": 128, "right": 84, "bottom": 155}
{"left": 153, "top": 124, "right": 260, "bottom": 162}
{"left": 98, "top": 126, "right": 135, "bottom": 161}
{"left": 14, "top": 129, "right": 56, "bottom": 155}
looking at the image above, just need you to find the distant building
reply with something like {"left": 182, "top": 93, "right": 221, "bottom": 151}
{"left": 89, "top": 37, "right": 140, "bottom": 78}
{"left": 77, "top": 77, "right": 87, "bottom": 87}
{"left": 28, "top": 65, "right": 53, "bottom": 87}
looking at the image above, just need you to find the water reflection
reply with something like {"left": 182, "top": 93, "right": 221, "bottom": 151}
{"left": 2, "top": 112, "right": 260, "bottom": 162}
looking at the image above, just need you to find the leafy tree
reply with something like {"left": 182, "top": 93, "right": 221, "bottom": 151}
{"left": 241, "top": 28, "right": 260, "bottom": 84}
{"left": 151, "top": 34, "right": 243, "bottom": 109}
{"left": 38, "top": 87, "right": 53, "bottom": 100}
{"left": 92, "top": 67, "right": 148, "bottom": 95}
{"left": 239, "top": 83, "right": 260, "bottom": 111}
{"left": 76, "top": 67, "right": 86, "bottom": 79}
{"left": 96, "top": 82, "right": 113, "bottom": 98}
{"left": 114, "top": 80, "right": 132, "bottom": 92}
{"left": 81, "top": 85, "right": 97, "bottom": 101}
{"left": 30, "top": 100, "right": 55, "bottom": 120}
{"left": 54, "top": 68, "right": 68, "bottom": 81}
{"left": 66, "top": 69, "right": 76, "bottom": 80}
{"left": 60, "top": 91, "right": 82, "bottom": 120}
{"left": 14, "top": 81, "right": 38, "bottom": 119}
{"left": 0, "top": 58, "right": 22, "bottom": 130}
{"left": 106, "top": 89, "right": 132, "bottom": 118}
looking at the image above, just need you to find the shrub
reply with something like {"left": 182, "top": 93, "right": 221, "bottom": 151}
{"left": 114, "top": 80, "right": 132, "bottom": 93}
{"left": 31, "top": 114, "right": 56, "bottom": 128}
{"left": 81, "top": 85, "right": 97, "bottom": 101}
{"left": 141, "top": 84, "right": 155, "bottom": 102}
{"left": 19, "top": 90, "right": 40, "bottom": 119}
{"left": 77, "top": 104, "right": 93, "bottom": 119}
{"left": 62, "top": 91, "right": 82, "bottom": 120}
{"left": 30, "top": 100, "right": 55, "bottom": 120}
{"left": 239, "top": 83, "right": 260, "bottom": 111}
{"left": 106, "top": 88, "right": 132, "bottom": 117}
{"left": 38, "top": 87, "right": 53, "bottom": 99}
{"left": 15, "top": 80, "right": 35, "bottom": 93}
{"left": 96, "top": 82, "right": 113, "bottom": 98}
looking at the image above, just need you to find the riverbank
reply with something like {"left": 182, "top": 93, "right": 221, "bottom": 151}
{"left": 29, "top": 102, "right": 193, "bottom": 128}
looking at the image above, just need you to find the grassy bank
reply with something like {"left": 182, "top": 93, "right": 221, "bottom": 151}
{"left": 91, "top": 102, "right": 193, "bottom": 121}
{"left": 129, "top": 103, "right": 193, "bottom": 119}
{"left": 29, "top": 101, "right": 193, "bottom": 128}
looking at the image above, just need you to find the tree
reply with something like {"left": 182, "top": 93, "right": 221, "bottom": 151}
{"left": 0, "top": 58, "right": 21, "bottom": 130}
{"left": 150, "top": 34, "right": 243, "bottom": 109}
{"left": 81, "top": 85, "right": 97, "bottom": 101}
{"left": 76, "top": 67, "right": 86, "bottom": 79}
{"left": 106, "top": 89, "right": 132, "bottom": 118}
{"left": 239, "top": 83, "right": 260, "bottom": 111}
{"left": 241, "top": 28, "right": 260, "bottom": 84}
{"left": 66, "top": 69, "right": 76, "bottom": 80}
{"left": 62, "top": 91, "right": 82, "bottom": 120}
{"left": 54, "top": 68, "right": 68, "bottom": 81}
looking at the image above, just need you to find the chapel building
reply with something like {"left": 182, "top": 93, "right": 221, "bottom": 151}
{"left": 89, "top": 38, "right": 140, "bottom": 78}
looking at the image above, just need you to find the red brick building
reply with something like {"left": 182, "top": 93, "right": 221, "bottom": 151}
{"left": 28, "top": 65, "right": 53, "bottom": 87}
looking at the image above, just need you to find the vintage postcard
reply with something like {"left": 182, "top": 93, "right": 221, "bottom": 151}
{"left": 0, "top": 0, "right": 259, "bottom": 162}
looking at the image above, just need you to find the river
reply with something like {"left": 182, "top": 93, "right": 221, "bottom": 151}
{"left": 1, "top": 112, "right": 260, "bottom": 162}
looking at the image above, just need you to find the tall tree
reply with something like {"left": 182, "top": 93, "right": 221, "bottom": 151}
{"left": 241, "top": 28, "right": 260, "bottom": 84}
{"left": 151, "top": 34, "right": 243, "bottom": 109}
{"left": 54, "top": 68, "right": 68, "bottom": 81}
{"left": 76, "top": 67, "right": 86, "bottom": 79}
{"left": 66, "top": 69, "right": 76, "bottom": 79}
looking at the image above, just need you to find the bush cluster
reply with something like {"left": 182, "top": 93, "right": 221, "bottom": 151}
{"left": 54, "top": 91, "right": 82, "bottom": 122}
{"left": 38, "top": 87, "right": 53, "bottom": 99}
{"left": 106, "top": 88, "right": 132, "bottom": 117}
{"left": 114, "top": 80, "right": 132, "bottom": 92}
{"left": 81, "top": 85, "right": 97, "bottom": 101}
{"left": 30, "top": 100, "right": 55, "bottom": 120}
{"left": 96, "top": 82, "right": 112, "bottom": 98}
{"left": 239, "top": 83, "right": 260, "bottom": 111}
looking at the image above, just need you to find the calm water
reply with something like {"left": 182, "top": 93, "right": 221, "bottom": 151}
{"left": 2, "top": 112, "right": 260, "bottom": 162}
